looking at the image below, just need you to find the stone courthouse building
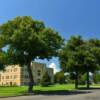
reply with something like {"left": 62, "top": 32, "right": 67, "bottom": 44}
{"left": 0, "top": 62, "right": 54, "bottom": 86}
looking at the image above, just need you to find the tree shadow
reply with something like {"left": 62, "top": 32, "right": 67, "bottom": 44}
{"left": 78, "top": 87, "right": 100, "bottom": 90}
{"left": 30, "top": 90, "right": 92, "bottom": 95}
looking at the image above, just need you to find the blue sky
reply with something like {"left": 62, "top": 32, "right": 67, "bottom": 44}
{"left": 0, "top": 0, "right": 100, "bottom": 72}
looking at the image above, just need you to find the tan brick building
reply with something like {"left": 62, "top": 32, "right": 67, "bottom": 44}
{"left": 0, "top": 62, "right": 54, "bottom": 86}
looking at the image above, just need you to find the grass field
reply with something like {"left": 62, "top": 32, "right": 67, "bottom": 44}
{"left": 0, "top": 84, "right": 75, "bottom": 97}
{"left": 0, "top": 84, "right": 100, "bottom": 97}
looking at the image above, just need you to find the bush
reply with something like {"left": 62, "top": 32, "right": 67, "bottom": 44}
{"left": 54, "top": 71, "right": 66, "bottom": 84}
{"left": 41, "top": 71, "right": 51, "bottom": 86}
{"left": 93, "top": 72, "right": 100, "bottom": 84}
{"left": 79, "top": 73, "right": 87, "bottom": 85}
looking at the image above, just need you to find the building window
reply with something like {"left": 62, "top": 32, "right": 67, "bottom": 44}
{"left": 14, "top": 68, "right": 17, "bottom": 72}
{"left": 38, "top": 79, "right": 41, "bottom": 83}
{"left": 14, "top": 75, "right": 17, "bottom": 79}
{"left": 25, "top": 75, "right": 28, "bottom": 78}
{"left": 2, "top": 76, "right": 4, "bottom": 79}
{"left": 37, "top": 70, "right": 41, "bottom": 76}
{"left": 6, "top": 76, "right": 9, "bottom": 79}
{"left": 8, "top": 69, "right": 9, "bottom": 72}
{"left": 7, "top": 69, "right": 9, "bottom": 72}
{"left": 10, "top": 76, "right": 12, "bottom": 79}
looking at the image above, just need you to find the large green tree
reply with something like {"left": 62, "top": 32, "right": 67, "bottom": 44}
{"left": 0, "top": 16, "right": 63, "bottom": 92}
{"left": 59, "top": 36, "right": 100, "bottom": 88}
{"left": 86, "top": 39, "right": 100, "bottom": 87}
{"left": 59, "top": 36, "right": 84, "bottom": 88}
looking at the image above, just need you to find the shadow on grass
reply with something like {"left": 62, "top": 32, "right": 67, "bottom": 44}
{"left": 24, "top": 90, "right": 92, "bottom": 96}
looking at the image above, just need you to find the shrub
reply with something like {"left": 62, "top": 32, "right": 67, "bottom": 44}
{"left": 41, "top": 71, "right": 51, "bottom": 86}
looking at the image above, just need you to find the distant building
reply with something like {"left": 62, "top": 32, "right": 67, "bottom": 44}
{"left": 0, "top": 62, "right": 54, "bottom": 86}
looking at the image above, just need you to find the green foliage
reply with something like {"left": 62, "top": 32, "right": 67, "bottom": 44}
{"left": 54, "top": 71, "right": 66, "bottom": 84}
{"left": 69, "top": 72, "right": 76, "bottom": 80}
{"left": 0, "top": 16, "right": 63, "bottom": 92}
{"left": 59, "top": 36, "right": 100, "bottom": 88}
{"left": 60, "top": 36, "right": 100, "bottom": 74}
{"left": 65, "top": 74, "right": 75, "bottom": 84}
{"left": 59, "top": 36, "right": 85, "bottom": 73}
{"left": 93, "top": 71, "right": 100, "bottom": 84}
{"left": 0, "top": 16, "right": 64, "bottom": 65}
{"left": 0, "top": 84, "right": 75, "bottom": 97}
{"left": 0, "top": 50, "right": 8, "bottom": 70}
{"left": 41, "top": 71, "right": 51, "bottom": 86}
{"left": 79, "top": 73, "right": 87, "bottom": 85}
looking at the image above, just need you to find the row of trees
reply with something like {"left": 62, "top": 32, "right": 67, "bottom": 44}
{"left": 0, "top": 16, "right": 100, "bottom": 92}
{"left": 59, "top": 36, "right": 100, "bottom": 88}
{"left": 54, "top": 71, "right": 100, "bottom": 85}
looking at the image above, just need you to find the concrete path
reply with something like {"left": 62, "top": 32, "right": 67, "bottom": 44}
{"left": 0, "top": 89, "right": 100, "bottom": 100}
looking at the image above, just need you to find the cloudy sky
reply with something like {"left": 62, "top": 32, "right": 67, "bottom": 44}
{"left": 49, "top": 63, "right": 60, "bottom": 74}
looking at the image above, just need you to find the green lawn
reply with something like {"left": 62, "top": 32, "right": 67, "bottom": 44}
{"left": 0, "top": 84, "right": 100, "bottom": 97}
{"left": 91, "top": 84, "right": 100, "bottom": 87}
{"left": 0, "top": 84, "right": 75, "bottom": 97}
{"left": 0, "top": 86, "right": 27, "bottom": 97}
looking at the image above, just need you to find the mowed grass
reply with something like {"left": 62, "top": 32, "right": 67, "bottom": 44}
{"left": 0, "top": 84, "right": 75, "bottom": 97}
{"left": 91, "top": 84, "right": 100, "bottom": 87}
{"left": 0, "top": 86, "right": 27, "bottom": 97}
{"left": 34, "top": 84, "right": 75, "bottom": 91}
{"left": 0, "top": 84, "right": 100, "bottom": 97}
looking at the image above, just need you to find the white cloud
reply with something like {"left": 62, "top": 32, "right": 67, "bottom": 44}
{"left": 48, "top": 63, "right": 60, "bottom": 74}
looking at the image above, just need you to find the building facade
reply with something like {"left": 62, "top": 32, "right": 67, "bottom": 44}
{"left": 0, "top": 65, "right": 21, "bottom": 86}
{"left": 0, "top": 62, "right": 54, "bottom": 86}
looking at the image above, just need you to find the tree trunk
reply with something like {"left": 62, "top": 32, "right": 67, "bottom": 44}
{"left": 75, "top": 71, "right": 78, "bottom": 89}
{"left": 86, "top": 71, "right": 90, "bottom": 89}
{"left": 27, "top": 62, "right": 34, "bottom": 93}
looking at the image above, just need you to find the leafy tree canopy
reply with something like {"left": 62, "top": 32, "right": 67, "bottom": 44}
{"left": 0, "top": 16, "right": 64, "bottom": 65}
{"left": 59, "top": 36, "right": 100, "bottom": 73}
{"left": 0, "top": 16, "right": 63, "bottom": 92}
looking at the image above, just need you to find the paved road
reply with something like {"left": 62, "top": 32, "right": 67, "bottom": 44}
{"left": 0, "top": 90, "right": 100, "bottom": 100}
